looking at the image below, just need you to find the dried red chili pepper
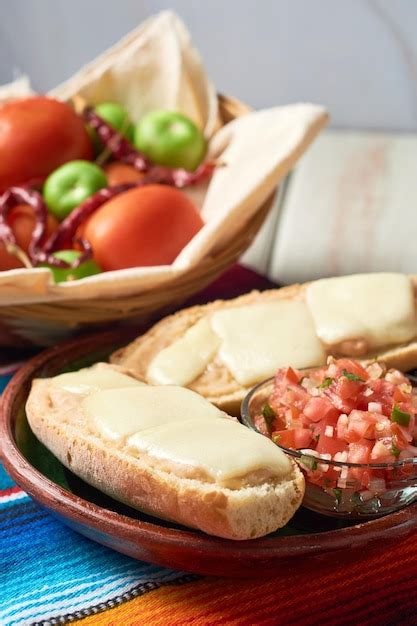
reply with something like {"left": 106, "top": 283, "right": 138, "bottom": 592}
{"left": 0, "top": 186, "right": 48, "bottom": 267}
{"left": 35, "top": 237, "right": 94, "bottom": 269}
{"left": 0, "top": 186, "right": 94, "bottom": 269}
{"left": 42, "top": 183, "right": 139, "bottom": 253}
{"left": 145, "top": 160, "right": 216, "bottom": 188}
{"left": 84, "top": 107, "right": 216, "bottom": 187}
{"left": 84, "top": 108, "right": 150, "bottom": 172}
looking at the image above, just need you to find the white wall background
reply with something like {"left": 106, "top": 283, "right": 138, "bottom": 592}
{"left": 0, "top": 0, "right": 416, "bottom": 131}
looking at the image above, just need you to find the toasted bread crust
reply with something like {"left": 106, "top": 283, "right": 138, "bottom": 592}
{"left": 26, "top": 378, "right": 305, "bottom": 540}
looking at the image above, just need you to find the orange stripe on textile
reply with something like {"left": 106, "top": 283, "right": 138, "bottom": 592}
{"left": 77, "top": 531, "right": 417, "bottom": 626}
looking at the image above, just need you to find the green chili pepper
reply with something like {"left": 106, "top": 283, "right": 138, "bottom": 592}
{"left": 391, "top": 405, "right": 411, "bottom": 427}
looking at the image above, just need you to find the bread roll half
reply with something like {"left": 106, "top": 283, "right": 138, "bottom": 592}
{"left": 26, "top": 365, "right": 304, "bottom": 540}
{"left": 111, "top": 275, "right": 417, "bottom": 415}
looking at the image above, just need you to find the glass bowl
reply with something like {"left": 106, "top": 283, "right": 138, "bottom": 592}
{"left": 241, "top": 376, "right": 417, "bottom": 519}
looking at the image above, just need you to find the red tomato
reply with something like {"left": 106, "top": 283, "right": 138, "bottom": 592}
{"left": 368, "top": 379, "right": 396, "bottom": 416}
{"left": 82, "top": 185, "right": 204, "bottom": 271}
{"left": 347, "top": 439, "right": 373, "bottom": 464}
{"left": 0, "top": 97, "right": 92, "bottom": 190}
{"left": 391, "top": 423, "right": 412, "bottom": 447}
{"left": 344, "top": 410, "right": 376, "bottom": 443}
{"left": 316, "top": 434, "right": 348, "bottom": 457}
{"left": 272, "top": 429, "right": 295, "bottom": 449}
{"left": 103, "top": 162, "right": 144, "bottom": 186}
{"left": 334, "top": 359, "right": 368, "bottom": 380}
{"left": 325, "top": 379, "right": 361, "bottom": 413}
{"left": 293, "top": 428, "right": 314, "bottom": 448}
{"left": 0, "top": 204, "right": 58, "bottom": 270}
{"left": 370, "top": 440, "right": 394, "bottom": 462}
{"left": 273, "top": 427, "right": 313, "bottom": 449}
{"left": 303, "top": 397, "right": 339, "bottom": 423}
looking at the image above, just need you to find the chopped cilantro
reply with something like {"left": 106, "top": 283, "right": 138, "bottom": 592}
{"left": 261, "top": 403, "right": 276, "bottom": 431}
{"left": 333, "top": 488, "right": 342, "bottom": 505}
{"left": 391, "top": 442, "right": 400, "bottom": 458}
{"left": 341, "top": 369, "right": 365, "bottom": 382}
{"left": 319, "top": 377, "right": 333, "bottom": 389}
{"left": 391, "top": 405, "right": 411, "bottom": 427}
{"left": 351, "top": 492, "right": 362, "bottom": 508}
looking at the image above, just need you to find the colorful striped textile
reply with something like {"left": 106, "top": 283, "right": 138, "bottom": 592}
{"left": 1, "top": 266, "right": 417, "bottom": 625}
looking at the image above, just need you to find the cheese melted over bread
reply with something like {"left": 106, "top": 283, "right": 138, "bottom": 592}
{"left": 111, "top": 274, "right": 417, "bottom": 415}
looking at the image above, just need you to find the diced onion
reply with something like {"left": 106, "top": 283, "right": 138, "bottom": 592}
{"left": 325, "top": 425, "right": 334, "bottom": 437}
{"left": 318, "top": 452, "right": 332, "bottom": 472}
{"left": 368, "top": 402, "right": 382, "bottom": 413}
{"left": 367, "top": 362, "right": 384, "bottom": 380}
{"left": 301, "top": 377, "right": 319, "bottom": 391}
{"left": 334, "top": 451, "right": 348, "bottom": 463}
{"left": 300, "top": 449, "right": 319, "bottom": 457}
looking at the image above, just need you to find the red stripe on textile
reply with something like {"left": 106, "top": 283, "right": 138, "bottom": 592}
{"left": 162, "top": 531, "right": 417, "bottom": 626}
{"left": 0, "top": 485, "right": 23, "bottom": 497}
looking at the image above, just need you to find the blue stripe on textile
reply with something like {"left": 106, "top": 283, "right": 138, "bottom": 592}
{"left": 0, "top": 373, "right": 12, "bottom": 393}
{"left": 0, "top": 466, "right": 16, "bottom": 490}
{"left": 0, "top": 463, "right": 189, "bottom": 626}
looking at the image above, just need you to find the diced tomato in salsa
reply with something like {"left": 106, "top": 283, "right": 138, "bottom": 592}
{"left": 254, "top": 358, "right": 417, "bottom": 498}
{"left": 316, "top": 434, "right": 348, "bottom": 457}
{"left": 272, "top": 429, "right": 295, "bottom": 449}
{"left": 304, "top": 397, "right": 339, "bottom": 423}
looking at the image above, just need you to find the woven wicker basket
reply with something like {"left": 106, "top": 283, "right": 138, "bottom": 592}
{"left": 0, "top": 95, "right": 275, "bottom": 346}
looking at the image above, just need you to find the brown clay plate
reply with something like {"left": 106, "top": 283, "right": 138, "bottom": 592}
{"left": 1, "top": 327, "right": 417, "bottom": 578}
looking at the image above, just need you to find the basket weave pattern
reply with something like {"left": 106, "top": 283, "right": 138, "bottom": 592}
{"left": 0, "top": 95, "right": 275, "bottom": 330}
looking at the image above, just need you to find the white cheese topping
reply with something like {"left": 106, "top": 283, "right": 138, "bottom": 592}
{"left": 51, "top": 367, "right": 143, "bottom": 395}
{"left": 210, "top": 300, "right": 326, "bottom": 386}
{"left": 128, "top": 418, "right": 292, "bottom": 482}
{"left": 306, "top": 273, "right": 416, "bottom": 349}
{"left": 147, "top": 318, "right": 220, "bottom": 386}
{"left": 82, "top": 385, "right": 227, "bottom": 440}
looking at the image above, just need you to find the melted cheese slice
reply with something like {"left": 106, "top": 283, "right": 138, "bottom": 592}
{"left": 128, "top": 418, "right": 292, "bottom": 483}
{"left": 306, "top": 273, "right": 417, "bottom": 349}
{"left": 211, "top": 300, "right": 326, "bottom": 386}
{"left": 83, "top": 385, "right": 226, "bottom": 440}
{"left": 51, "top": 366, "right": 143, "bottom": 395}
{"left": 147, "top": 318, "right": 221, "bottom": 386}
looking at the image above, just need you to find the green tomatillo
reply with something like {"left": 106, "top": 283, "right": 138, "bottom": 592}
{"left": 94, "top": 102, "right": 134, "bottom": 143}
{"left": 43, "top": 160, "right": 107, "bottom": 220}
{"left": 42, "top": 250, "right": 101, "bottom": 283}
{"left": 133, "top": 110, "right": 206, "bottom": 171}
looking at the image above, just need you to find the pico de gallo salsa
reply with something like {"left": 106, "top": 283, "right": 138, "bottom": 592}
{"left": 254, "top": 358, "right": 417, "bottom": 497}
